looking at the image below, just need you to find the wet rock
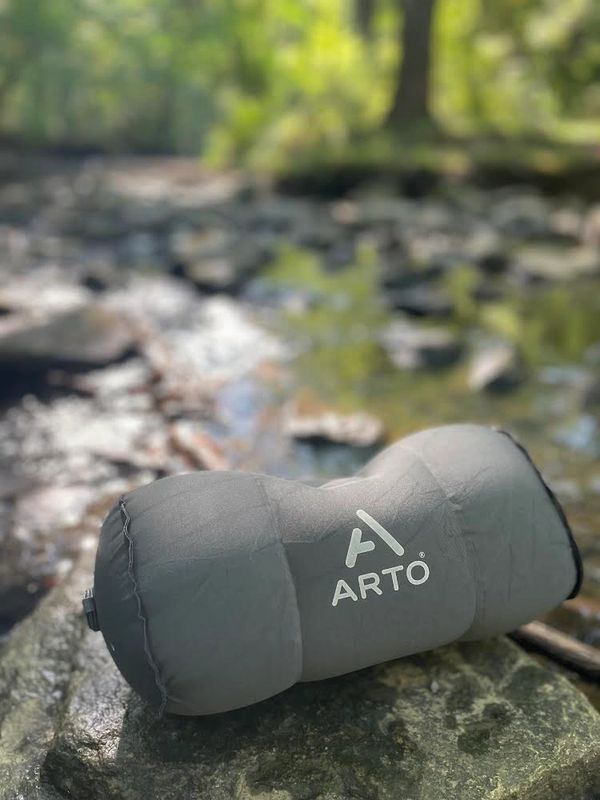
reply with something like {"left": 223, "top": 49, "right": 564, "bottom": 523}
{"left": 381, "top": 319, "right": 463, "bottom": 369}
{"left": 284, "top": 406, "right": 384, "bottom": 448}
{"left": 468, "top": 342, "right": 524, "bottom": 392}
{"left": 0, "top": 555, "right": 92, "bottom": 800}
{"left": 0, "top": 305, "right": 136, "bottom": 383}
{"left": 3, "top": 560, "right": 600, "bottom": 800}
{"left": 386, "top": 284, "right": 454, "bottom": 318}
{"left": 514, "top": 244, "right": 600, "bottom": 282}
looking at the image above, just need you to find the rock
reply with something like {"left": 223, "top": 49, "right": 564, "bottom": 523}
{"left": 341, "top": 196, "right": 409, "bottom": 227}
{"left": 294, "top": 216, "right": 339, "bottom": 251}
{"left": 465, "top": 227, "right": 508, "bottom": 274}
{"left": 0, "top": 555, "right": 91, "bottom": 800}
{"left": 380, "top": 262, "right": 443, "bottom": 292}
{"left": 174, "top": 257, "right": 238, "bottom": 294}
{"left": 0, "top": 303, "right": 138, "bottom": 403}
{"left": 246, "top": 197, "right": 306, "bottom": 235}
{"left": 330, "top": 199, "right": 361, "bottom": 227}
{"left": 0, "top": 483, "right": 98, "bottom": 635}
{"left": 405, "top": 232, "right": 464, "bottom": 272}
{"left": 0, "top": 272, "right": 90, "bottom": 316}
{"left": 549, "top": 207, "right": 583, "bottom": 242}
{"left": 381, "top": 319, "right": 463, "bottom": 369}
{"left": 471, "top": 281, "right": 504, "bottom": 303}
{"left": 170, "top": 227, "right": 273, "bottom": 293}
{"left": 3, "top": 559, "right": 600, "bottom": 800}
{"left": 491, "top": 192, "right": 552, "bottom": 239}
{"left": 468, "top": 342, "right": 524, "bottom": 392}
{"left": 0, "top": 305, "right": 136, "bottom": 376}
{"left": 324, "top": 239, "right": 356, "bottom": 270}
{"left": 582, "top": 204, "right": 600, "bottom": 247}
{"left": 284, "top": 407, "right": 384, "bottom": 448}
{"left": 514, "top": 244, "right": 600, "bottom": 282}
{"left": 386, "top": 284, "right": 454, "bottom": 318}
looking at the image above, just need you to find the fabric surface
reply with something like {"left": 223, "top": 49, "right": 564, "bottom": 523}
{"left": 93, "top": 424, "right": 581, "bottom": 716}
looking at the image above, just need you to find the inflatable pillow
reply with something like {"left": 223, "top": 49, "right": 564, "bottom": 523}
{"left": 85, "top": 424, "right": 582, "bottom": 715}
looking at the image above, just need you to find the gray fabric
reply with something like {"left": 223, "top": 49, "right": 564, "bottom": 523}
{"left": 93, "top": 424, "right": 581, "bottom": 716}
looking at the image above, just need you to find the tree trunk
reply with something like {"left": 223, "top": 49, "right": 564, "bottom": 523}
{"left": 386, "top": 0, "right": 437, "bottom": 129}
{"left": 355, "top": 0, "right": 376, "bottom": 39}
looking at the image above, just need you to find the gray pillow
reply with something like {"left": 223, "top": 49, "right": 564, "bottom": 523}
{"left": 88, "top": 424, "right": 582, "bottom": 716}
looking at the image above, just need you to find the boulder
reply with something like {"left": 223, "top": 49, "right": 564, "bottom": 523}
{"left": 2, "top": 557, "right": 600, "bottom": 800}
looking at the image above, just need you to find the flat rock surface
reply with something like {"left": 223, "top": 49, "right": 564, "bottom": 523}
{"left": 2, "top": 558, "right": 600, "bottom": 800}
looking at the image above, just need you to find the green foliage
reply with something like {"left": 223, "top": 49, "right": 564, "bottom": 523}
{"left": 0, "top": 0, "right": 598, "bottom": 157}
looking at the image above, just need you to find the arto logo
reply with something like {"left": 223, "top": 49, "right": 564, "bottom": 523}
{"left": 331, "top": 509, "right": 430, "bottom": 607}
{"left": 345, "top": 509, "right": 405, "bottom": 567}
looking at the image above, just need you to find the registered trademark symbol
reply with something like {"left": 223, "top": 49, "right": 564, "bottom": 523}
{"left": 419, "top": 552, "right": 425, "bottom": 558}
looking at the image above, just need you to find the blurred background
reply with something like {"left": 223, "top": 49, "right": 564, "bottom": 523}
{"left": 0, "top": 0, "right": 599, "bottom": 703}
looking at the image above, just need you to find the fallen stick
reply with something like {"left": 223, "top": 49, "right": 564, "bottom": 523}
{"left": 511, "top": 620, "right": 600, "bottom": 681}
